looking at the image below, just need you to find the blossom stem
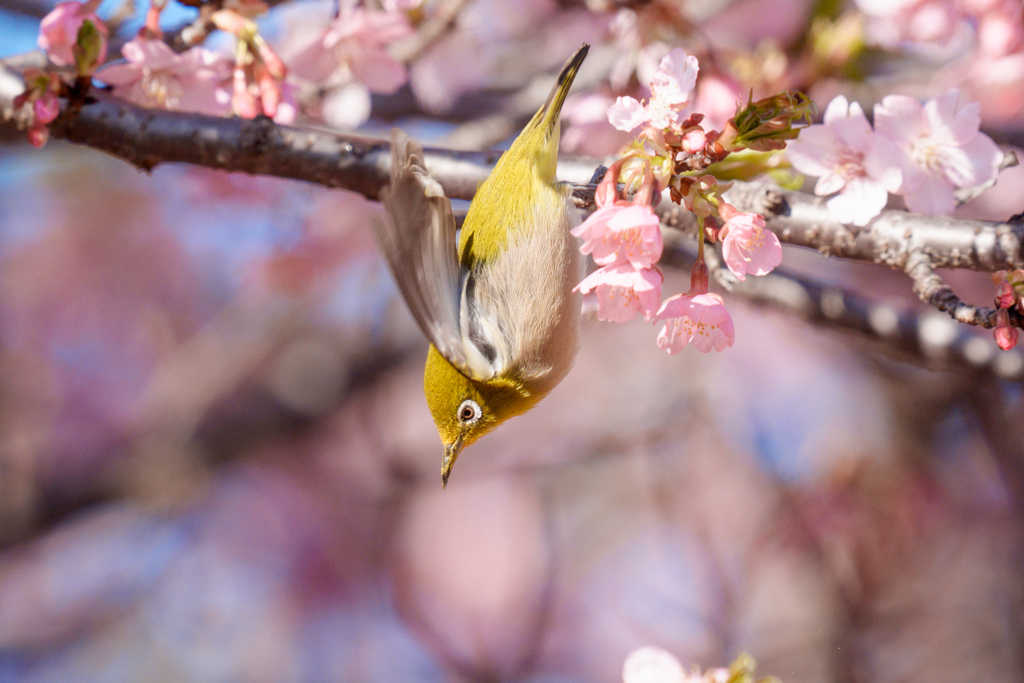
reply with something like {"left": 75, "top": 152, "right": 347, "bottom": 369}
{"left": 697, "top": 219, "right": 705, "bottom": 263}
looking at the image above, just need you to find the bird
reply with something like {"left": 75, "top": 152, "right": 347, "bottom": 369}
{"left": 375, "top": 44, "right": 589, "bottom": 487}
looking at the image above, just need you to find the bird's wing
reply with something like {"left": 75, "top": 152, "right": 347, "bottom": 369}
{"left": 376, "top": 129, "right": 498, "bottom": 382}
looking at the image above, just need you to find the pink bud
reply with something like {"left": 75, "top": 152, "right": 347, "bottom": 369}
{"left": 996, "top": 281, "right": 1015, "bottom": 309}
{"left": 995, "top": 309, "right": 1019, "bottom": 350}
{"left": 681, "top": 128, "right": 707, "bottom": 153}
{"left": 27, "top": 124, "right": 49, "bottom": 148}
{"left": 33, "top": 92, "right": 60, "bottom": 124}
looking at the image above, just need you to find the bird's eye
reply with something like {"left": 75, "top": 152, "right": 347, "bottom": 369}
{"left": 458, "top": 399, "right": 482, "bottom": 424}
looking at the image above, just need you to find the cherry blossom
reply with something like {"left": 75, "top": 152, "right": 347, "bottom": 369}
{"left": 607, "top": 48, "right": 699, "bottom": 132}
{"left": 575, "top": 263, "right": 663, "bottom": 323}
{"left": 288, "top": 7, "right": 412, "bottom": 94}
{"left": 874, "top": 89, "right": 1004, "bottom": 215}
{"left": 649, "top": 49, "right": 699, "bottom": 107}
{"left": 572, "top": 203, "right": 663, "bottom": 270}
{"left": 96, "top": 38, "right": 232, "bottom": 115}
{"left": 719, "top": 209, "right": 782, "bottom": 280}
{"left": 786, "top": 95, "right": 903, "bottom": 226}
{"left": 38, "top": 1, "right": 107, "bottom": 68}
{"left": 655, "top": 291, "right": 735, "bottom": 354}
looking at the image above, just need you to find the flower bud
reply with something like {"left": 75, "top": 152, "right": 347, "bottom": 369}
{"left": 718, "top": 90, "right": 815, "bottom": 153}
{"left": 72, "top": 18, "right": 106, "bottom": 75}
{"left": 27, "top": 124, "right": 49, "bottom": 148}
{"left": 33, "top": 92, "right": 60, "bottom": 124}
{"left": 996, "top": 281, "right": 1015, "bottom": 309}
{"left": 995, "top": 307, "right": 1018, "bottom": 351}
{"left": 681, "top": 128, "right": 707, "bottom": 153}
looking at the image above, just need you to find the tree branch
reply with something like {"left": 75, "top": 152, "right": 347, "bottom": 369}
{"left": 670, "top": 182, "right": 1024, "bottom": 273}
{"left": 4, "top": 86, "right": 1024, "bottom": 330}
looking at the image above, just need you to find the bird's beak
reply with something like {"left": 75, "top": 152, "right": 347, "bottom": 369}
{"left": 441, "top": 437, "right": 464, "bottom": 489}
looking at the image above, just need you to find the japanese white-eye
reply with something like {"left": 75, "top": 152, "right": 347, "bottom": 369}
{"left": 376, "top": 44, "right": 589, "bottom": 487}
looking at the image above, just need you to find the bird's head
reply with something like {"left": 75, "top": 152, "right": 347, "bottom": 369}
{"left": 423, "top": 345, "right": 540, "bottom": 487}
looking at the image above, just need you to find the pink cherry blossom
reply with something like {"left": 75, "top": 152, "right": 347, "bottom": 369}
{"left": 572, "top": 203, "right": 663, "bottom": 270}
{"left": 874, "top": 89, "right": 1004, "bottom": 215}
{"left": 575, "top": 263, "right": 663, "bottom": 323}
{"left": 995, "top": 307, "right": 1018, "bottom": 350}
{"left": 655, "top": 291, "right": 735, "bottom": 353}
{"left": 96, "top": 38, "right": 232, "bottom": 115}
{"left": 607, "top": 48, "right": 699, "bottom": 132}
{"left": 288, "top": 7, "right": 412, "bottom": 94}
{"left": 649, "top": 48, "right": 699, "bottom": 107}
{"left": 38, "top": 1, "right": 108, "bottom": 68}
{"left": 720, "top": 211, "right": 782, "bottom": 280}
{"left": 786, "top": 95, "right": 903, "bottom": 226}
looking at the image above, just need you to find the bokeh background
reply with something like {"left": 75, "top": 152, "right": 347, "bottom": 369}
{"left": 2, "top": 0, "right": 1024, "bottom": 681}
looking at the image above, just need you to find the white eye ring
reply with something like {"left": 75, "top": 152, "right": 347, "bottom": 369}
{"left": 457, "top": 399, "right": 482, "bottom": 424}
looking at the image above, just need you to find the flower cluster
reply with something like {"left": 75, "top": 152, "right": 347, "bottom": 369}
{"left": 12, "top": 0, "right": 110, "bottom": 146}
{"left": 575, "top": 49, "right": 791, "bottom": 355}
{"left": 992, "top": 270, "right": 1024, "bottom": 350}
{"left": 787, "top": 91, "right": 1003, "bottom": 226}
{"left": 26, "top": 0, "right": 417, "bottom": 137}
{"left": 573, "top": 163, "right": 664, "bottom": 324}
{"left": 13, "top": 69, "right": 61, "bottom": 147}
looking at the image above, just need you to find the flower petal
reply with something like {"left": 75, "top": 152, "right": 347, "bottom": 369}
{"left": 607, "top": 96, "right": 648, "bottom": 132}
{"left": 826, "top": 177, "right": 889, "bottom": 226}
